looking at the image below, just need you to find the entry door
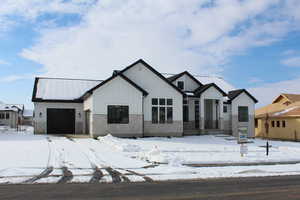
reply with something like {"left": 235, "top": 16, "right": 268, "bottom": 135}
{"left": 47, "top": 109, "right": 75, "bottom": 134}
{"left": 204, "top": 99, "right": 213, "bottom": 129}
{"left": 195, "top": 100, "right": 200, "bottom": 129}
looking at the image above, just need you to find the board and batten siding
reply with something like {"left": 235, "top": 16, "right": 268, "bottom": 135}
{"left": 33, "top": 102, "right": 85, "bottom": 135}
{"left": 123, "top": 62, "right": 183, "bottom": 136}
{"left": 231, "top": 92, "right": 255, "bottom": 137}
{"left": 173, "top": 74, "right": 199, "bottom": 91}
{"left": 89, "top": 76, "right": 144, "bottom": 137}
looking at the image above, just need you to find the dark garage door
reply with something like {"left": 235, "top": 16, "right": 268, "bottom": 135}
{"left": 47, "top": 109, "right": 75, "bottom": 134}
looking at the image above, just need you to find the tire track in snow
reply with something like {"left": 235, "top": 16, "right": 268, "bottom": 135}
{"left": 67, "top": 138, "right": 105, "bottom": 183}
{"left": 51, "top": 138, "right": 74, "bottom": 184}
{"left": 57, "top": 167, "right": 73, "bottom": 184}
{"left": 123, "top": 169, "right": 153, "bottom": 182}
{"left": 23, "top": 137, "right": 54, "bottom": 184}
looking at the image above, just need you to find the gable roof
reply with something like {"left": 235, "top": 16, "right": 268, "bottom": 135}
{"left": 32, "top": 77, "right": 102, "bottom": 102}
{"left": 194, "top": 83, "right": 227, "bottom": 97}
{"left": 117, "top": 59, "right": 186, "bottom": 96}
{"left": 272, "top": 93, "right": 300, "bottom": 104}
{"left": 0, "top": 104, "right": 24, "bottom": 112}
{"left": 167, "top": 71, "right": 203, "bottom": 87}
{"left": 82, "top": 73, "right": 148, "bottom": 98}
{"left": 228, "top": 89, "right": 258, "bottom": 103}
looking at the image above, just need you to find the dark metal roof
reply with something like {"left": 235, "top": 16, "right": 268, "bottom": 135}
{"left": 194, "top": 83, "right": 227, "bottom": 97}
{"left": 228, "top": 89, "right": 258, "bottom": 103}
{"left": 167, "top": 71, "right": 203, "bottom": 87}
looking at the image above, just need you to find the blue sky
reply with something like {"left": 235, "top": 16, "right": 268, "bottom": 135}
{"left": 1, "top": 0, "right": 300, "bottom": 109}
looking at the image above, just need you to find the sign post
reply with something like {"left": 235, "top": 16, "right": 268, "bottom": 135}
{"left": 238, "top": 127, "right": 248, "bottom": 157}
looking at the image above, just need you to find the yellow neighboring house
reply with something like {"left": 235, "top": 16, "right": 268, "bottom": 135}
{"left": 255, "top": 93, "right": 300, "bottom": 141}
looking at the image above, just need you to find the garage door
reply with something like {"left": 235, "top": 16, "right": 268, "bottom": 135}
{"left": 47, "top": 109, "right": 75, "bottom": 134}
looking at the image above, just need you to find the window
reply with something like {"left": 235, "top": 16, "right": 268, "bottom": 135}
{"left": 167, "top": 99, "right": 173, "bottom": 106}
{"left": 177, "top": 81, "right": 184, "bottom": 90}
{"left": 159, "top": 107, "right": 166, "bottom": 124}
{"left": 167, "top": 107, "right": 173, "bottom": 123}
{"left": 152, "top": 107, "right": 158, "bottom": 124}
{"left": 223, "top": 105, "right": 228, "bottom": 113}
{"left": 282, "top": 120, "right": 286, "bottom": 128}
{"left": 183, "top": 105, "right": 189, "bottom": 122}
{"left": 5, "top": 113, "right": 9, "bottom": 119}
{"left": 255, "top": 119, "right": 258, "bottom": 128}
{"left": 152, "top": 98, "right": 173, "bottom": 124}
{"left": 107, "top": 106, "right": 129, "bottom": 124}
{"left": 159, "top": 98, "right": 165, "bottom": 105}
{"left": 277, "top": 121, "right": 280, "bottom": 127}
{"left": 238, "top": 106, "right": 249, "bottom": 122}
{"left": 152, "top": 98, "right": 158, "bottom": 105}
{"left": 195, "top": 100, "right": 199, "bottom": 105}
{"left": 271, "top": 121, "right": 275, "bottom": 127}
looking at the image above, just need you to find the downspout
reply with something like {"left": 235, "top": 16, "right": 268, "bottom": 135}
{"left": 142, "top": 96, "right": 144, "bottom": 137}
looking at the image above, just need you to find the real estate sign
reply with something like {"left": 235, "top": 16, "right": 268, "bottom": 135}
{"left": 238, "top": 126, "right": 248, "bottom": 144}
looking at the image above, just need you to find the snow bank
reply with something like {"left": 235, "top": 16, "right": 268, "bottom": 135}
{"left": 98, "top": 134, "right": 141, "bottom": 152}
{"left": 139, "top": 146, "right": 185, "bottom": 166}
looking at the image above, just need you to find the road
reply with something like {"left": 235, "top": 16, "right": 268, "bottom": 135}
{"left": 1, "top": 175, "right": 300, "bottom": 200}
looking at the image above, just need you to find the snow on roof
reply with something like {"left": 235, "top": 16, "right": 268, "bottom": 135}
{"left": 35, "top": 78, "right": 102, "bottom": 101}
{"left": 273, "top": 106, "right": 300, "bottom": 117}
{"left": 0, "top": 104, "right": 23, "bottom": 111}
{"left": 164, "top": 73, "right": 235, "bottom": 93}
{"left": 195, "top": 76, "right": 235, "bottom": 93}
{"left": 23, "top": 109, "right": 33, "bottom": 117}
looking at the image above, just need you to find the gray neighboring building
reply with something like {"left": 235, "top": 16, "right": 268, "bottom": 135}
{"left": 0, "top": 104, "right": 24, "bottom": 128}
{"left": 32, "top": 59, "right": 258, "bottom": 138}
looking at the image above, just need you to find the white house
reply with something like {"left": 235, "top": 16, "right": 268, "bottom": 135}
{"left": 0, "top": 103, "right": 24, "bottom": 128}
{"left": 32, "top": 59, "right": 257, "bottom": 138}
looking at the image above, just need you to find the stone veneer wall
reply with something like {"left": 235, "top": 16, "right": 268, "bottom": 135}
{"left": 144, "top": 121, "right": 183, "bottom": 137}
{"left": 92, "top": 114, "right": 143, "bottom": 137}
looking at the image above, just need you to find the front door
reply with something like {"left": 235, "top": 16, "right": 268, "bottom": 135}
{"left": 204, "top": 99, "right": 213, "bottom": 129}
{"left": 195, "top": 100, "right": 199, "bottom": 129}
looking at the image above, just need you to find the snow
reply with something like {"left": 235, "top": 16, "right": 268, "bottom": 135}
{"left": 273, "top": 106, "right": 300, "bottom": 116}
{"left": 0, "top": 104, "right": 23, "bottom": 111}
{"left": 35, "top": 78, "right": 101, "bottom": 100}
{"left": 195, "top": 76, "right": 235, "bottom": 93}
{"left": 99, "top": 134, "right": 141, "bottom": 152}
{"left": 23, "top": 109, "right": 33, "bottom": 117}
{"left": 1, "top": 128, "right": 300, "bottom": 184}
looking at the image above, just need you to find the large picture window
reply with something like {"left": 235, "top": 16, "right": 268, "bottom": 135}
{"left": 152, "top": 98, "right": 173, "bottom": 124}
{"left": 238, "top": 106, "right": 249, "bottom": 122}
{"left": 107, "top": 105, "right": 129, "bottom": 124}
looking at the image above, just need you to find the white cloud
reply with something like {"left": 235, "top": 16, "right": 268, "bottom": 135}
{"left": 0, "top": 59, "right": 10, "bottom": 65}
{"left": 281, "top": 56, "right": 300, "bottom": 67}
{"left": 20, "top": 0, "right": 296, "bottom": 80}
{"left": 0, "top": 0, "right": 95, "bottom": 32}
{"left": 249, "top": 77, "right": 300, "bottom": 107}
{"left": 0, "top": 74, "right": 34, "bottom": 82}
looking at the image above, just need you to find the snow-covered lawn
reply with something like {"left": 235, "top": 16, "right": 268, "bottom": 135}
{"left": 100, "top": 134, "right": 300, "bottom": 165}
{"left": 1, "top": 128, "right": 300, "bottom": 184}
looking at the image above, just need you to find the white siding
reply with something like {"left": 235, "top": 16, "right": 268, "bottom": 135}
{"left": 200, "top": 86, "right": 224, "bottom": 129}
{"left": 83, "top": 95, "right": 93, "bottom": 111}
{"left": 173, "top": 74, "right": 200, "bottom": 91}
{"left": 92, "top": 76, "right": 143, "bottom": 115}
{"left": 123, "top": 62, "right": 183, "bottom": 121}
{"left": 231, "top": 92, "right": 256, "bottom": 137}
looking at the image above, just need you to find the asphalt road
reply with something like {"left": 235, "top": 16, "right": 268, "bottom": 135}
{"left": 1, "top": 175, "right": 300, "bottom": 200}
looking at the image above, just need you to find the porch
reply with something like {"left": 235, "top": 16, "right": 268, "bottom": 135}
{"left": 183, "top": 98, "right": 224, "bottom": 135}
